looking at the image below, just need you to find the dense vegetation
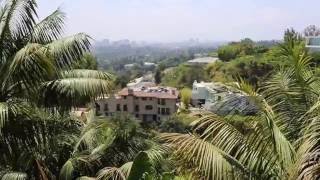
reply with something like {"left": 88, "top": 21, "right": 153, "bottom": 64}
{"left": 161, "top": 64, "right": 210, "bottom": 88}
{"left": 94, "top": 39, "right": 218, "bottom": 89}
{"left": 2, "top": 0, "right": 320, "bottom": 180}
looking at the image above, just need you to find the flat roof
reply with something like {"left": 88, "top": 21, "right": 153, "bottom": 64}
{"left": 187, "top": 57, "right": 219, "bottom": 64}
{"left": 118, "top": 86, "right": 179, "bottom": 99}
{"left": 307, "top": 37, "right": 320, "bottom": 46}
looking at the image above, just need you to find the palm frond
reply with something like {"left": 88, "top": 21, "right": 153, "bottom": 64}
{"left": 0, "top": 0, "right": 37, "bottom": 42}
{"left": 29, "top": 8, "right": 65, "bottom": 43}
{"left": 7, "top": 43, "right": 55, "bottom": 88}
{"left": 73, "top": 120, "right": 114, "bottom": 153}
{"left": 59, "top": 159, "right": 74, "bottom": 180}
{"left": 160, "top": 133, "right": 237, "bottom": 180}
{"left": 290, "top": 113, "right": 320, "bottom": 179}
{"left": 262, "top": 101, "right": 296, "bottom": 167}
{"left": 41, "top": 77, "right": 113, "bottom": 108}
{"left": 190, "top": 112, "right": 246, "bottom": 154}
{"left": 96, "top": 167, "right": 126, "bottom": 180}
{"left": 77, "top": 176, "right": 96, "bottom": 180}
{"left": 61, "top": 69, "right": 114, "bottom": 81}
{"left": 46, "top": 33, "right": 91, "bottom": 69}
{"left": 0, "top": 102, "right": 8, "bottom": 129}
{"left": 127, "top": 151, "right": 154, "bottom": 180}
{"left": 119, "top": 162, "right": 133, "bottom": 178}
{"left": 1, "top": 172, "right": 27, "bottom": 180}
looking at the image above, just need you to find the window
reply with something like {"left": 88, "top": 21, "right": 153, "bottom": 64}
{"left": 123, "top": 96, "right": 127, "bottom": 99}
{"left": 165, "top": 108, "right": 170, "bottom": 115}
{"left": 135, "top": 96, "right": 139, "bottom": 100}
{"left": 123, "top": 104, "right": 128, "bottom": 111}
{"left": 145, "top": 105, "right": 153, "bottom": 110}
{"left": 95, "top": 103, "right": 100, "bottom": 111}
{"left": 135, "top": 114, "right": 139, "bottom": 118}
{"left": 143, "top": 114, "right": 147, "bottom": 121}
{"left": 158, "top": 107, "right": 160, "bottom": 114}
{"left": 105, "top": 112, "right": 109, "bottom": 116}
{"left": 153, "top": 115, "right": 157, "bottom": 120}
{"left": 116, "top": 104, "right": 121, "bottom": 111}
{"left": 104, "top": 103, "right": 108, "bottom": 111}
{"left": 142, "top": 97, "right": 147, "bottom": 101}
{"left": 161, "top": 108, "right": 166, "bottom": 115}
{"left": 158, "top": 99, "right": 161, "bottom": 104}
{"left": 161, "top": 99, "right": 166, "bottom": 105}
{"left": 135, "top": 105, "right": 139, "bottom": 112}
{"left": 149, "top": 97, "right": 153, "bottom": 100}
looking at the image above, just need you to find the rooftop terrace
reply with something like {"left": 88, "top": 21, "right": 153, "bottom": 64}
{"left": 118, "top": 86, "right": 179, "bottom": 99}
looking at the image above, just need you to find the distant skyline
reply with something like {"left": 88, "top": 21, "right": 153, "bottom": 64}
{"left": 37, "top": 0, "right": 320, "bottom": 42}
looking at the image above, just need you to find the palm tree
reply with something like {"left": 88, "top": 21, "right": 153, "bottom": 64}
{"left": 160, "top": 30, "right": 320, "bottom": 179}
{"left": 59, "top": 114, "right": 167, "bottom": 180}
{"left": 0, "top": 0, "right": 113, "bottom": 178}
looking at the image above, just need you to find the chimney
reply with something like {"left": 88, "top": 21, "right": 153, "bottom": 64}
{"left": 128, "top": 88, "right": 134, "bottom": 95}
{"left": 172, "top": 90, "right": 176, "bottom": 95}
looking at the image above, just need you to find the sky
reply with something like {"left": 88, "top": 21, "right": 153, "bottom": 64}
{"left": 37, "top": 0, "right": 320, "bottom": 42}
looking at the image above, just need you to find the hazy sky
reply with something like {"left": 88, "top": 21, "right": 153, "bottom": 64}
{"left": 37, "top": 0, "right": 320, "bottom": 42}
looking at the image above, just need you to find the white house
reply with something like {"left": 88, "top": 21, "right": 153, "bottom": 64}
{"left": 191, "top": 81, "right": 257, "bottom": 115}
{"left": 306, "top": 37, "right": 320, "bottom": 52}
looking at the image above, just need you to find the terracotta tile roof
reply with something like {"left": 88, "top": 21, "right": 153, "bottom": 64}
{"left": 118, "top": 87, "right": 179, "bottom": 99}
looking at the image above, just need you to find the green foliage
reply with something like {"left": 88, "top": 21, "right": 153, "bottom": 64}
{"left": 206, "top": 41, "right": 297, "bottom": 87}
{"left": 1, "top": 172, "right": 27, "bottom": 180}
{"left": 180, "top": 88, "right": 192, "bottom": 109}
{"left": 162, "top": 64, "right": 209, "bottom": 88}
{"left": 0, "top": 0, "right": 112, "bottom": 179}
{"left": 160, "top": 29, "right": 320, "bottom": 179}
{"left": 73, "top": 53, "right": 98, "bottom": 70}
{"left": 217, "top": 38, "right": 268, "bottom": 62}
{"left": 206, "top": 55, "right": 275, "bottom": 86}
{"left": 217, "top": 44, "right": 241, "bottom": 61}
{"left": 127, "top": 152, "right": 154, "bottom": 180}
{"left": 2, "top": 4, "right": 320, "bottom": 179}
{"left": 158, "top": 114, "right": 193, "bottom": 133}
{"left": 155, "top": 68, "right": 162, "bottom": 84}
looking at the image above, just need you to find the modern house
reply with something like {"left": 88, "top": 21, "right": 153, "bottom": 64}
{"left": 186, "top": 57, "right": 219, "bottom": 66}
{"left": 95, "top": 86, "right": 179, "bottom": 121}
{"left": 191, "top": 81, "right": 257, "bottom": 115}
{"left": 306, "top": 37, "right": 320, "bottom": 52}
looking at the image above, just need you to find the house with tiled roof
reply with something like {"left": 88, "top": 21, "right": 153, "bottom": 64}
{"left": 95, "top": 86, "right": 179, "bottom": 121}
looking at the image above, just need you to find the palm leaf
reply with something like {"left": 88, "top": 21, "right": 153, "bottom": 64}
{"left": 0, "top": 102, "right": 8, "bottom": 130}
{"left": 7, "top": 43, "right": 55, "bottom": 88}
{"left": 41, "top": 77, "right": 112, "bottom": 108}
{"left": 0, "top": 0, "right": 37, "bottom": 43}
{"left": 160, "top": 133, "right": 237, "bottom": 180}
{"left": 61, "top": 69, "right": 114, "bottom": 81}
{"left": 59, "top": 159, "right": 75, "bottom": 180}
{"left": 119, "top": 162, "right": 133, "bottom": 178}
{"left": 29, "top": 8, "right": 65, "bottom": 43}
{"left": 96, "top": 167, "right": 126, "bottom": 180}
{"left": 46, "top": 33, "right": 91, "bottom": 69}
{"left": 127, "top": 151, "right": 154, "bottom": 180}
{"left": 1, "top": 172, "right": 27, "bottom": 180}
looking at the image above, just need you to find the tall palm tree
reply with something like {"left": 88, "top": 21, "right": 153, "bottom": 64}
{"left": 0, "top": 0, "right": 113, "bottom": 179}
{"left": 161, "top": 30, "right": 320, "bottom": 179}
